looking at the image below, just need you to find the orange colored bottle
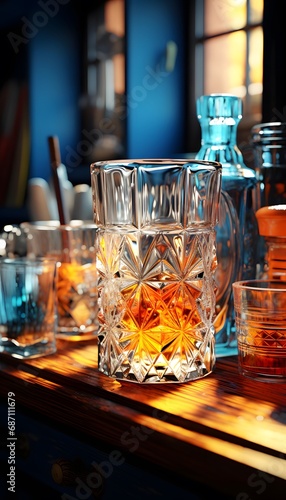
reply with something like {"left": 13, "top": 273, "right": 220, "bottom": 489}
{"left": 256, "top": 205, "right": 286, "bottom": 279}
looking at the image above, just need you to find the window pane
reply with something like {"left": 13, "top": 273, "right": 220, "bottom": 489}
{"left": 248, "top": 26, "right": 263, "bottom": 117}
{"left": 203, "top": 31, "right": 246, "bottom": 96}
{"left": 249, "top": 27, "right": 263, "bottom": 90}
{"left": 249, "top": 0, "right": 263, "bottom": 23}
{"left": 113, "top": 53, "right": 125, "bottom": 95}
{"left": 105, "top": 0, "right": 125, "bottom": 37}
{"left": 204, "top": 0, "right": 247, "bottom": 37}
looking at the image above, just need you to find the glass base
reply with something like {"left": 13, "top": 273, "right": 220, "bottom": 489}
{"left": 238, "top": 366, "right": 286, "bottom": 383}
{"left": 238, "top": 344, "right": 286, "bottom": 382}
{"left": 56, "top": 325, "right": 98, "bottom": 341}
{"left": 98, "top": 367, "right": 214, "bottom": 384}
{"left": 98, "top": 335, "right": 216, "bottom": 384}
{"left": 0, "top": 338, "right": 56, "bottom": 359}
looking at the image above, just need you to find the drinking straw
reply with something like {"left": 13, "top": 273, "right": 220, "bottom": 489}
{"left": 48, "top": 136, "right": 71, "bottom": 262}
{"left": 48, "top": 135, "right": 70, "bottom": 225}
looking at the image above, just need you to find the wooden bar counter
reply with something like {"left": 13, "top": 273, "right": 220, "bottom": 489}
{"left": 0, "top": 339, "right": 286, "bottom": 499}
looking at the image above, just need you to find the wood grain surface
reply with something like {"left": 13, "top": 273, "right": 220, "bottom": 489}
{"left": 1, "top": 339, "right": 286, "bottom": 498}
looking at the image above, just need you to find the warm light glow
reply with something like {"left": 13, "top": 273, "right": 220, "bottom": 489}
{"left": 202, "top": 0, "right": 263, "bottom": 120}
{"left": 248, "top": 82, "right": 263, "bottom": 96}
{"left": 249, "top": 27, "right": 263, "bottom": 87}
{"left": 250, "top": 0, "right": 264, "bottom": 23}
{"left": 105, "top": 0, "right": 125, "bottom": 37}
{"left": 133, "top": 410, "right": 286, "bottom": 479}
{"left": 104, "top": 0, "right": 125, "bottom": 96}
{"left": 113, "top": 53, "right": 125, "bottom": 95}
{"left": 204, "top": 0, "right": 247, "bottom": 36}
{"left": 230, "top": 86, "right": 247, "bottom": 98}
{"left": 204, "top": 31, "right": 246, "bottom": 95}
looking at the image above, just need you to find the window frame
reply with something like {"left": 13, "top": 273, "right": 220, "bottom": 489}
{"left": 186, "top": 0, "right": 264, "bottom": 155}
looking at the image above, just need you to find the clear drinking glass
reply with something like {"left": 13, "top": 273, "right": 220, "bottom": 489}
{"left": 91, "top": 159, "right": 222, "bottom": 383}
{"left": 233, "top": 279, "right": 286, "bottom": 382}
{"left": 21, "top": 221, "right": 98, "bottom": 340}
{"left": 0, "top": 257, "right": 57, "bottom": 358}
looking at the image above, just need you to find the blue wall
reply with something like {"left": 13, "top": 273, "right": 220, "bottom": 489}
{"left": 0, "top": 0, "right": 81, "bottom": 183}
{"left": 1, "top": 0, "right": 187, "bottom": 182}
{"left": 126, "top": 0, "right": 187, "bottom": 158}
{"left": 29, "top": 7, "right": 81, "bottom": 180}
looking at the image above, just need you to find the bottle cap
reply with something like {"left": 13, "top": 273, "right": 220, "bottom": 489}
{"left": 256, "top": 205, "right": 286, "bottom": 237}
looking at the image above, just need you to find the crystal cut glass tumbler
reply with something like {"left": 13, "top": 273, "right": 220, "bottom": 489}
{"left": 91, "top": 159, "right": 222, "bottom": 383}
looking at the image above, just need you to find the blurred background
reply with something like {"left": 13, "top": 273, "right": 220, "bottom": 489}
{"left": 0, "top": 0, "right": 284, "bottom": 228}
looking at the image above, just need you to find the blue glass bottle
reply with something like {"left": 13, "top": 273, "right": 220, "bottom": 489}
{"left": 196, "top": 94, "right": 258, "bottom": 354}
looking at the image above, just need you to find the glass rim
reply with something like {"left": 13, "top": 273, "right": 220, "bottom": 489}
{"left": 90, "top": 158, "right": 222, "bottom": 170}
{"left": 198, "top": 93, "right": 240, "bottom": 100}
{"left": 20, "top": 220, "right": 97, "bottom": 231}
{"left": 232, "top": 279, "right": 286, "bottom": 292}
{"left": 0, "top": 256, "right": 57, "bottom": 267}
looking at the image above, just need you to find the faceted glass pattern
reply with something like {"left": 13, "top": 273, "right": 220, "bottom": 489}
{"left": 91, "top": 160, "right": 221, "bottom": 383}
{"left": 233, "top": 280, "right": 286, "bottom": 381}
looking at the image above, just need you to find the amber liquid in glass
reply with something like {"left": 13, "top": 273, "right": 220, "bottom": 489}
{"left": 120, "top": 282, "right": 206, "bottom": 361}
{"left": 97, "top": 230, "right": 216, "bottom": 382}
{"left": 238, "top": 326, "right": 286, "bottom": 378}
{"left": 57, "top": 262, "right": 97, "bottom": 333}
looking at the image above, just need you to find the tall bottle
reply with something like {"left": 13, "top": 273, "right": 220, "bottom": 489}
{"left": 195, "top": 94, "right": 258, "bottom": 352}
{"left": 251, "top": 122, "right": 286, "bottom": 277}
{"left": 251, "top": 121, "right": 286, "bottom": 210}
